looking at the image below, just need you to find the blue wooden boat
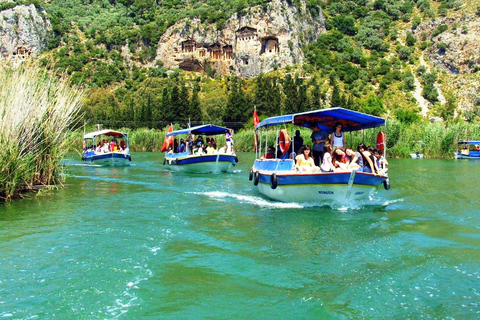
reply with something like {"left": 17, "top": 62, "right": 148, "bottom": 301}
{"left": 163, "top": 124, "right": 238, "bottom": 173}
{"left": 82, "top": 129, "right": 131, "bottom": 166}
{"left": 454, "top": 141, "right": 480, "bottom": 159}
{"left": 250, "top": 107, "right": 390, "bottom": 204}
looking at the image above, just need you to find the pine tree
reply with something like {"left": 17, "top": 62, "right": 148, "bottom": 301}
{"left": 282, "top": 74, "right": 298, "bottom": 114}
{"left": 189, "top": 82, "right": 202, "bottom": 121}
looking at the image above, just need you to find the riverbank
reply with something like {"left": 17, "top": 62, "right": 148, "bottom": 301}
{"left": 0, "top": 64, "right": 83, "bottom": 201}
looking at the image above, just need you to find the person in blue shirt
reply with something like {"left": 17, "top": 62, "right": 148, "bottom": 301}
{"left": 310, "top": 125, "right": 329, "bottom": 166}
{"left": 177, "top": 139, "right": 185, "bottom": 153}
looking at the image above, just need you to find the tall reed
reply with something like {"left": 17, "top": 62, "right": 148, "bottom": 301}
{"left": 0, "top": 63, "right": 83, "bottom": 200}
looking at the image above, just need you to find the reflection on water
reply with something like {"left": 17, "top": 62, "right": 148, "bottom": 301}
{"left": 1, "top": 154, "right": 480, "bottom": 319}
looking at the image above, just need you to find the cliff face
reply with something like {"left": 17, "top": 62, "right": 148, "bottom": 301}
{"left": 0, "top": 4, "right": 52, "bottom": 59}
{"left": 156, "top": 0, "right": 325, "bottom": 78}
{"left": 417, "top": 16, "right": 480, "bottom": 75}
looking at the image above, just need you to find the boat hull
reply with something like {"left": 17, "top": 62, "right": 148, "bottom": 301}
{"left": 83, "top": 153, "right": 131, "bottom": 166}
{"left": 254, "top": 170, "right": 388, "bottom": 204}
{"left": 164, "top": 154, "right": 237, "bottom": 173}
{"left": 454, "top": 151, "right": 480, "bottom": 159}
{"left": 410, "top": 153, "right": 424, "bottom": 159}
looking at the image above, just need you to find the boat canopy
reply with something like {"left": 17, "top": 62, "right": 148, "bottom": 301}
{"left": 457, "top": 141, "right": 480, "bottom": 145}
{"left": 256, "top": 107, "right": 385, "bottom": 132}
{"left": 84, "top": 129, "right": 127, "bottom": 139}
{"left": 167, "top": 124, "right": 230, "bottom": 137}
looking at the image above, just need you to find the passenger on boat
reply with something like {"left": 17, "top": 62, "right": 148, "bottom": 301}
{"left": 330, "top": 122, "right": 346, "bottom": 149}
{"left": 102, "top": 140, "right": 109, "bottom": 153}
{"left": 357, "top": 144, "right": 377, "bottom": 174}
{"left": 261, "top": 146, "right": 276, "bottom": 160}
{"left": 95, "top": 143, "right": 102, "bottom": 154}
{"left": 311, "top": 125, "right": 329, "bottom": 166}
{"left": 218, "top": 145, "right": 226, "bottom": 153}
{"left": 120, "top": 140, "right": 126, "bottom": 150}
{"left": 321, "top": 144, "right": 335, "bottom": 172}
{"left": 206, "top": 141, "right": 216, "bottom": 155}
{"left": 461, "top": 145, "right": 469, "bottom": 155}
{"left": 226, "top": 129, "right": 234, "bottom": 153}
{"left": 293, "top": 130, "right": 304, "bottom": 154}
{"left": 186, "top": 136, "right": 194, "bottom": 154}
{"left": 332, "top": 148, "right": 349, "bottom": 172}
{"left": 194, "top": 142, "right": 204, "bottom": 155}
{"left": 177, "top": 139, "right": 186, "bottom": 153}
{"left": 295, "top": 145, "right": 320, "bottom": 173}
{"left": 373, "top": 149, "right": 388, "bottom": 174}
{"left": 346, "top": 148, "right": 363, "bottom": 172}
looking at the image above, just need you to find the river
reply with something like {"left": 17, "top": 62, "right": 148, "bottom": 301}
{"left": 1, "top": 152, "right": 479, "bottom": 319}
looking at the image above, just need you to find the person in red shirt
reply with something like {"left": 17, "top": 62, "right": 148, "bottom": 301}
{"left": 261, "top": 146, "right": 275, "bottom": 159}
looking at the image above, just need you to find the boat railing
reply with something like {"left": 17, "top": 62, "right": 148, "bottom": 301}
{"left": 254, "top": 159, "right": 294, "bottom": 172}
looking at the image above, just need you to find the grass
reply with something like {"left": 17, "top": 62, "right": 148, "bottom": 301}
{"left": 0, "top": 62, "right": 83, "bottom": 201}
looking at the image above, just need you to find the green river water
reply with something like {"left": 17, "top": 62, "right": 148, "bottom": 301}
{"left": 1, "top": 152, "right": 480, "bottom": 319}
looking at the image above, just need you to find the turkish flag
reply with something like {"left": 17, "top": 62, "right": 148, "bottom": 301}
{"left": 161, "top": 124, "right": 173, "bottom": 152}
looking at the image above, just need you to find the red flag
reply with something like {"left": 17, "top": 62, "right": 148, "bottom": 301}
{"left": 253, "top": 109, "right": 259, "bottom": 127}
{"left": 161, "top": 124, "right": 174, "bottom": 152}
{"left": 253, "top": 108, "right": 259, "bottom": 152}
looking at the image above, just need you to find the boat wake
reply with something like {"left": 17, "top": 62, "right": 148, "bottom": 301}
{"left": 192, "top": 191, "right": 304, "bottom": 209}
{"left": 193, "top": 191, "right": 403, "bottom": 211}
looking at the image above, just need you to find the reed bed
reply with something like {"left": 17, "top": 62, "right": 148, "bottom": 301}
{"left": 0, "top": 63, "right": 83, "bottom": 200}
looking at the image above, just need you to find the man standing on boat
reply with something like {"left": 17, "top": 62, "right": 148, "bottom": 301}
{"left": 310, "top": 125, "right": 329, "bottom": 166}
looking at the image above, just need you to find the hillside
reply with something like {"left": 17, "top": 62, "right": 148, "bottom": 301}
{"left": 0, "top": 0, "right": 479, "bottom": 128}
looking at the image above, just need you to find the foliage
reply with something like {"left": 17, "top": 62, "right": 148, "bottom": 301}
{"left": 0, "top": 63, "right": 83, "bottom": 200}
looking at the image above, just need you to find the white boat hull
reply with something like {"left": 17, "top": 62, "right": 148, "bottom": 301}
{"left": 410, "top": 153, "right": 424, "bottom": 159}
{"left": 257, "top": 182, "right": 379, "bottom": 204}
{"left": 164, "top": 154, "right": 237, "bottom": 173}
{"left": 83, "top": 153, "right": 131, "bottom": 166}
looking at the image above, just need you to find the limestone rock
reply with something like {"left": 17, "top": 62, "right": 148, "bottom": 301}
{"left": 156, "top": 0, "right": 325, "bottom": 78}
{"left": 415, "top": 16, "right": 480, "bottom": 75}
{"left": 0, "top": 4, "right": 52, "bottom": 59}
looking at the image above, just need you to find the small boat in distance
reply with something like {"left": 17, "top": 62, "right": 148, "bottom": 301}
{"left": 82, "top": 129, "right": 131, "bottom": 166}
{"left": 410, "top": 140, "right": 424, "bottom": 159}
{"left": 454, "top": 141, "right": 480, "bottom": 159}
{"left": 163, "top": 124, "right": 238, "bottom": 173}
{"left": 250, "top": 107, "right": 390, "bottom": 205}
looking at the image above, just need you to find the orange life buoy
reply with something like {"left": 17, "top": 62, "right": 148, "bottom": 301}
{"left": 476, "top": 145, "right": 480, "bottom": 151}
{"left": 376, "top": 131, "right": 386, "bottom": 151}
{"left": 279, "top": 129, "right": 291, "bottom": 154}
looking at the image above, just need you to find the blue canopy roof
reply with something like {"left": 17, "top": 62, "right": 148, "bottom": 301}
{"left": 167, "top": 124, "right": 230, "bottom": 137}
{"left": 457, "top": 141, "right": 480, "bottom": 145}
{"left": 256, "top": 107, "right": 385, "bottom": 132}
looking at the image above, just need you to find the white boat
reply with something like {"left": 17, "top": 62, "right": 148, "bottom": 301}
{"left": 410, "top": 152, "right": 424, "bottom": 159}
{"left": 163, "top": 124, "right": 238, "bottom": 173}
{"left": 410, "top": 140, "right": 424, "bottom": 158}
{"left": 250, "top": 108, "right": 390, "bottom": 205}
{"left": 454, "top": 141, "right": 480, "bottom": 159}
{"left": 82, "top": 129, "right": 131, "bottom": 166}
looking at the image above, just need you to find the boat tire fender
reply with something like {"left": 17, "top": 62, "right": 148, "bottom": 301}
{"left": 383, "top": 179, "right": 390, "bottom": 190}
{"left": 90, "top": 157, "right": 93, "bottom": 162}
{"left": 249, "top": 170, "right": 253, "bottom": 181}
{"left": 270, "top": 173, "right": 278, "bottom": 189}
{"left": 128, "top": 156, "right": 132, "bottom": 161}
{"left": 235, "top": 156, "right": 239, "bottom": 163}
{"left": 253, "top": 172, "right": 260, "bottom": 186}
{"left": 163, "top": 158, "right": 166, "bottom": 165}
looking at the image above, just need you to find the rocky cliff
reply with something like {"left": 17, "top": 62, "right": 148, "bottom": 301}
{"left": 0, "top": 4, "right": 51, "bottom": 59}
{"left": 155, "top": 0, "right": 325, "bottom": 78}
{"left": 417, "top": 16, "right": 480, "bottom": 75}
